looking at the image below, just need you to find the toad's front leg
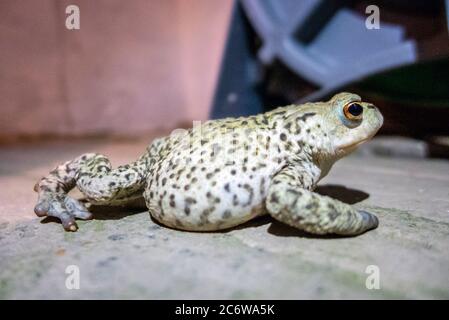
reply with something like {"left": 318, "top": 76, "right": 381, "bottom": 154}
{"left": 265, "top": 164, "right": 378, "bottom": 236}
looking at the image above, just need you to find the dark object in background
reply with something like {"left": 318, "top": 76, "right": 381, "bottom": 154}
{"left": 351, "top": 58, "right": 449, "bottom": 137}
{"left": 211, "top": 0, "right": 449, "bottom": 141}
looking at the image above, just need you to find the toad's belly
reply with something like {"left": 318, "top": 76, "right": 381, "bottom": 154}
{"left": 143, "top": 169, "right": 273, "bottom": 231}
{"left": 148, "top": 199, "right": 267, "bottom": 231}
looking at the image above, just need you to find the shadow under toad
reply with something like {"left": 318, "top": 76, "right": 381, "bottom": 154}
{"left": 40, "top": 200, "right": 146, "bottom": 225}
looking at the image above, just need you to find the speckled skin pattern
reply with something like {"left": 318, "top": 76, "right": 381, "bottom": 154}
{"left": 34, "top": 92, "right": 383, "bottom": 235}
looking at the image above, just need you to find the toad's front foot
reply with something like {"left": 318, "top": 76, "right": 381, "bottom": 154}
{"left": 34, "top": 188, "right": 92, "bottom": 232}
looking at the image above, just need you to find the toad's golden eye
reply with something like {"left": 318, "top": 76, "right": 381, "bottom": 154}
{"left": 343, "top": 102, "right": 363, "bottom": 121}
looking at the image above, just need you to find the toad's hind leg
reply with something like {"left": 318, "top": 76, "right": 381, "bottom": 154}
{"left": 265, "top": 165, "right": 378, "bottom": 236}
{"left": 34, "top": 153, "right": 148, "bottom": 231}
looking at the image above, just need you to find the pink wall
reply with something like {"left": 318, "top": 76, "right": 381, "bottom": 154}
{"left": 0, "top": 0, "right": 233, "bottom": 138}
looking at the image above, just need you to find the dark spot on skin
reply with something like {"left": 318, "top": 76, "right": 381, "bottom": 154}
{"left": 242, "top": 184, "right": 254, "bottom": 206}
{"left": 231, "top": 170, "right": 236, "bottom": 175}
{"left": 201, "top": 208, "right": 212, "bottom": 220}
{"left": 184, "top": 207, "right": 191, "bottom": 215}
{"left": 40, "top": 185, "right": 52, "bottom": 192}
{"left": 287, "top": 189, "right": 302, "bottom": 196}
{"left": 328, "top": 209, "right": 339, "bottom": 221}
{"left": 161, "top": 178, "right": 167, "bottom": 186}
{"left": 270, "top": 193, "right": 279, "bottom": 204}
{"left": 222, "top": 210, "right": 232, "bottom": 219}
{"left": 305, "top": 202, "right": 319, "bottom": 212}
{"left": 297, "top": 112, "right": 316, "bottom": 122}
{"left": 232, "top": 194, "right": 239, "bottom": 206}
{"left": 224, "top": 183, "right": 230, "bottom": 192}
{"left": 185, "top": 197, "right": 196, "bottom": 204}
{"left": 280, "top": 133, "right": 287, "bottom": 141}
{"left": 184, "top": 185, "right": 190, "bottom": 191}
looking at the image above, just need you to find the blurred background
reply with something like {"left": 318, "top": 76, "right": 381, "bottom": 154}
{"left": 1, "top": 0, "right": 449, "bottom": 152}
{"left": 0, "top": 0, "right": 233, "bottom": 140}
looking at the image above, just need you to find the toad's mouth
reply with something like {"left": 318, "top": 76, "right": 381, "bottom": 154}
{"left": 337, "top": 136, "right": 373, "bottom": 153}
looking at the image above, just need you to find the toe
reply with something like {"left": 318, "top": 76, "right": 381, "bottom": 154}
{"left": 55, "top": 210, "right": 78, "bottom": 231}
{"left": 34, "top": 202, "right": 49, "bottom": 217}
{"left": 64, "top": 197, "right": 93, "bottom": 220}
{"left": 359, "top": 210, "right": 379, "bottom": 230}
{"left": 60, "top": 214, "right": 79, "bottom": 231}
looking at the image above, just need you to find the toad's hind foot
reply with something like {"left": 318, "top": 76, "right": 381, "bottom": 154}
{"left": 34, "top": 152, "right": 148, "bottom": 231}
{"left": 34, "top": 193, "right": 92, "bottom": 231}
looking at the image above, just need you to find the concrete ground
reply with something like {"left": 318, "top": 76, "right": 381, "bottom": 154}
{"left": 0, "top": 136, "right": 448, "bottom": 299}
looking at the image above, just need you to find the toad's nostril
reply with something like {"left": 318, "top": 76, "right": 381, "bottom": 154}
{"left": 367, "top": 104, "right": 376, "bottom": 109}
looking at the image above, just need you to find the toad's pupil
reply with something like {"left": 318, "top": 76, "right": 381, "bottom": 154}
{"left": 348, "top": 103, "right": 363, "bottom": 116}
